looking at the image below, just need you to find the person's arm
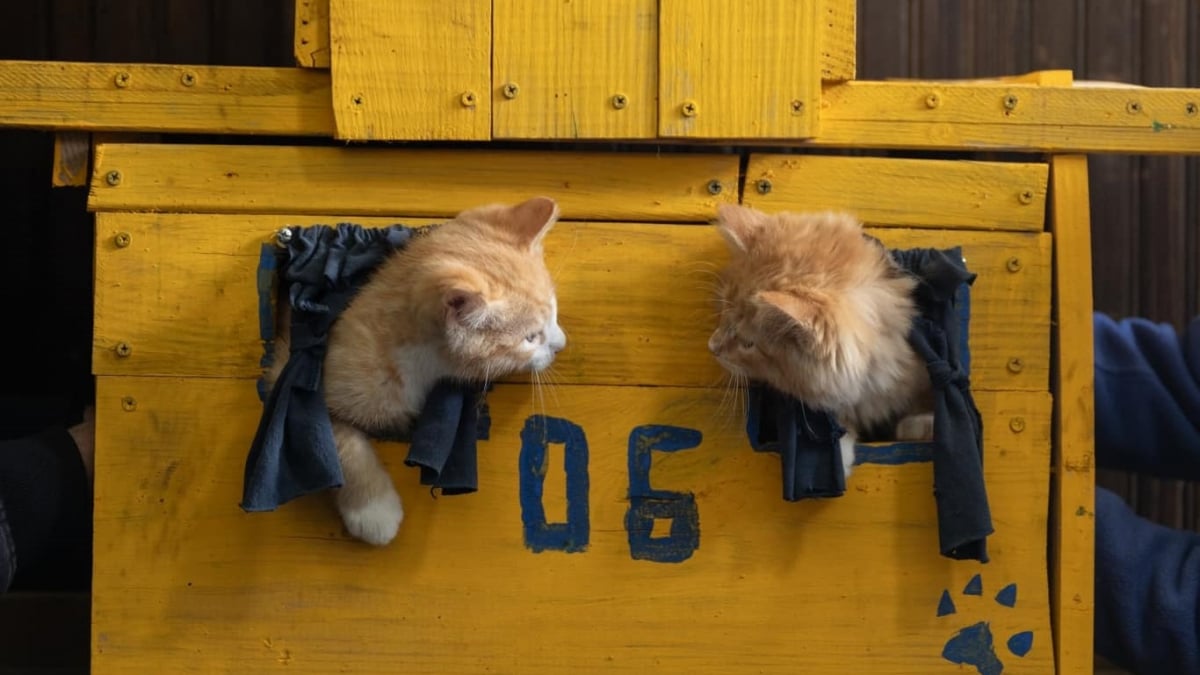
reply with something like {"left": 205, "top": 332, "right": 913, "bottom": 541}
{"left": 1095, "top": 487, "right": 1200, "bottom": 675}
{"left": 1094, "top": 312, "right": 1200, "bottom": 480}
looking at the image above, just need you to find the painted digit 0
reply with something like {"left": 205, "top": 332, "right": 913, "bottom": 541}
{"left": 518, "top": 415, "right": 590, "bottom": 553}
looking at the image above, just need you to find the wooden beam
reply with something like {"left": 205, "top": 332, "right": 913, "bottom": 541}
{"left": 0, "top": 60, "right": 334, "bottom": 136}
{"left": 51, "top": 132, "right": 90, "bottom": 186}
{"left": 294, "top": 0, "right": 330, "bottom": 68}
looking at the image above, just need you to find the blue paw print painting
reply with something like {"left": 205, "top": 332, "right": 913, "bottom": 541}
{"left": 937, "top": 574, "right": 1034, "bottom": 675}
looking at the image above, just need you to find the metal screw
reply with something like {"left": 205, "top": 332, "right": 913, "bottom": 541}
{"left": 114, "top": 232, "right": 131, "bottom": 248}
{"left": 1126, "top": 100, "right": 1142, "bottom": 114}
{"left": 502, "top": 83, "right": 519, "bottom": 99}
{"left": 114, "top": 72, "right": 131, "bottom": 88}
{"left": 1185, "top": 102, "right": 1197, "bottom": 117}
{"left": 105, "top": 170, "right": 122, "bottom": 186}
{"left": 459, "top": 91, "right": 477, "bottom": 108}
{"left": 706, "top": 180, "right": 723, "bottom": 195}
{"left": 1007, "top": 357, "right": 1024, "bottom": 373}
{"left": 681, "top": 100, "right": 699, "bottom": 117}
{"left": 1009, "top": 417, "right": 1026, "bottom": 433}
{"left": 180, "top": 71, "right": 197, "bottom": 87}
{"left": 1006, "top": 257, "right": 1022, "bottom": 273}
{"left": 1003, "top": 94, "right": 1019, "bottom": 111}
{"left": 121, "top": 396, "right": 138, "bottom": 412}
{"left": 790, "top": 99, "right": 805, "bottom": 115}
{"left": 276, "top": 228, "right": 294, "bottom": 246}
{"left": 755, "top": 179, "right": 773, "bottom": 195}
{"left": 1019, "top": 190, "right": 1035, "bottom": 204}
{"left": 115, "top": 342, "right": 133, "bottom": 358}
{"left": 611, "top": 94, "right": 628, "bottom": 110}
{"left": 925, "top": 93, "right": 941, "bottom": 109}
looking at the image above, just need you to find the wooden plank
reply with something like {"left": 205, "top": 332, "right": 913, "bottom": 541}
{"left": 329, "top": 0, "right": 490, "bottom": 141}
{"left": 92, "top": 376, "right": 1054, "bottom": 674}
{"left": 49, "top": 0, "right": 93, "bottom": 61}
{"left": 93, "top": 0, "right": 157, "bottom": 62}
{"left": 87, "top": 143, "right": 738, "bottom": 220}
{"left": 92, "top": 212, "right": 1050, "bottom": 393}
{"left": 294, "top": 0, "right": 330, "bottom": 68}
{"left": 856, "top": 0, "right": 911, "bottom": 79}
{"left": 819, "top": 0, "right": 856, "bottom": 81}
{"left": 974, "top": 0, "right": 1030, "bottom": 78}
{"left": 658, "top": 0, "right": 821, "bottom": 139}
{"left": 812, "top": 80, "right": 1200, "bottom": 154}
{"left": 1048, "top": 155, "right": 1095, "bottom": 675}
{"left": 0, "top": 61, "right": 334, "bottom": 136}
{"left": 1029, "top": 0, "right": 1078, "bottom": 70}
{"left": 744, "top": 155, "right": 1049, "bottom": 232}
{"left": 51, "top": 132, "right": 89, "bottom": 187}
{"left": 492, "top": 0, "right": 657, "bottom": 140}
{"left": 914, "top": 0, "right": 975, "bottom": 80}
{"left": 160, "top": 0, "right": 211, "bottom": 64}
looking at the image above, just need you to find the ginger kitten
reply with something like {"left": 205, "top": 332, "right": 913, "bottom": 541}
{"left": 707, "top": 205, "right": 933, "bottom": 479}
{"left": 267, "top": 197, "right": 567, "bottom": 545}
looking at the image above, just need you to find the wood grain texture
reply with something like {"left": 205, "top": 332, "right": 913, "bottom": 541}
{"left": 92, "top": 376, "right": 1054, "bottom": 674}
{"left": 1049, "top": 155, "right": 1095, "bottom": 675}
{"left": 294, "top": 0, "right": 330, "bottom": 68}
{"left": 744, "top": 155, "right": 1049, "bottom": 232}
{"left": 329, "top": 0, "right": 490, "bottom": 141}
{"left": 819, "top": 0, "right": 857, "bottom": 81}
{"left": 0, "top": 60, "right": 334, "bottom": 135}
{"left": 87, "top": 143, "right": 738, "bottom": 220}
{"left": 658, "top": 0, "right": 822, "bottom": 139}
{"left": 493, "top": 0, "right": 656, "bottom": 139}
{"left": 51, "top": 132, "right": 89, "bottom": 187}
{"left": 92, "top": 212, "right": 1050, "bottom": 393}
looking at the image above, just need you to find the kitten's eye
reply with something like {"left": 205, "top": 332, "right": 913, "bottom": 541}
{"left": 738, "top": 337, "right": 755, "bottom": 349}
{"left": 525, "top": 331, "right": 543, "bottom": 344}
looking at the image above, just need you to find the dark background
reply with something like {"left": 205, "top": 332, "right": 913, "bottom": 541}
{"left": 0, "top": 1, "right": 1194, "bottom": 672}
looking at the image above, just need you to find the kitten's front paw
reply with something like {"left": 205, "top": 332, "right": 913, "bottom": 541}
{"left": 895, "top": 413, "right": 935, "bottom": 441}
{"left": 339, "top": 489, "right": 404, "bottom": 546}
{"left": 839, "top": 434, "right": 856, "bottom": 481}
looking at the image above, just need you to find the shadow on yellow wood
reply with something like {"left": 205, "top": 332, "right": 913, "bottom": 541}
{"left": 93, "top": 376, "right": 1053, "bottom": 674}
{"left": 92, "top": 213, "right": 1051, "bottom": 392}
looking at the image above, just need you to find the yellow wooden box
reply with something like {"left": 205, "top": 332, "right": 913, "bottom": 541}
{"left": 87, "top": 142, "right": 1092, "bottom": 674}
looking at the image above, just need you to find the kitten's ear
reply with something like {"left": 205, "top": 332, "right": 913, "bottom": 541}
{"left": 507, "top": 196, "right": 560, "bottom": 249}
{"left": 444, "top": 288, "right": 490, "bottom": 329}
{"left": 716, "top": 204, "right": 767, "bottom": 253}
{"left": 755, "top": 290, "right": 822, "bottom": 344}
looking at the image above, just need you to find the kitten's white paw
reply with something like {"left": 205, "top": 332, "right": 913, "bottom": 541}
{"left": 895, "top": 413, "right": 935, "bottom": 441}
{"left": 839, "top": 433, "right": 857, "bottom": 481}
{"left": 340, "top": 489, "right": 404, "bottom": 546}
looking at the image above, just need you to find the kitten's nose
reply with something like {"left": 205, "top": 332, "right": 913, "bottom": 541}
{"left": 707, "top": 334, "right": 721, "bottom": 354}
{"left": 550, "top": 329, "right": 567, "bottom": 353}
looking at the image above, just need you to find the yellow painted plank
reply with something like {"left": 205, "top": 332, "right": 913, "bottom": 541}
{"left": 87, "top": 143, "right": 737, "bottom": 220}
{"left": 294, "top": 0, "right": 330, "bottom": 68}
{"left": 51, "top": 132, "right": 90, "bottom": 187}
{"left": 329, "top": 0, "right": 490, "bottom": 141}
{"left": 814, "top": 80, "right": 1200, "bottom": 154}
{"left": 93, "top": 212, "right": 1050, "bottom": 394}
{"left": 819, "top": 0, "right": 856, "bottom": 81}
{"left": 658, "top": 0, "right": 822, "bottom": 139}
{"left": 1048, "top": 155, "right": 1095, "bottom": 675}
{"left": 492, "top": 0, "right": 657, "bottom": 139}
{"left": 0, "top": 60, "right": 334, "bottom": 136}
{"left": 745, "top": 155, "right": 1049, "bottom": 232}
{"left": 93, "top": 376, "right": 1054, "bottom": 674}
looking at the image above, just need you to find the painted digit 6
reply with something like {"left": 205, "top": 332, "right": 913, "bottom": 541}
{"left": 625, "top": 425, "right": 702, "bottom": 563}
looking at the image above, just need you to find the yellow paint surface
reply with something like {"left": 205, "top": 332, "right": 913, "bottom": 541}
{"left": 294, "top": 0, "right": 330, "bottom": 68}
{"left": 93, "top": 212, "right": 1050, "bottom": 393}
{"left": 820, "top": 0, "right": 856, "bottom": 81}
{"left": 1048, "top": 155, "right": 1095, "bottom": 675}
{"left": 93, "top": 376, "right": 1053, "bottom": 674}
{"left": 87, "top": 143, "right": 737, "bottom": 220}
{"left": 658, "top": 0, "right": 821, "bottom": 139}
{"left": 744, "top": 155, "right": 1049, "bottom": 232}
{"left": 493, "top": 0, "right": 657, "bottom": 139}
{"left": 329, "top": 0, "right": 490, "bottom": 140}
{"left": 0, "top": 60, "right": 333, "bottom": 136}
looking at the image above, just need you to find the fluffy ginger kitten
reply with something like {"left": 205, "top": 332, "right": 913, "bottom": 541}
{"left": 707, "top": 205, "right": 933, "bottom": 479}
{"left": 267, "top": 197, "right": 567, "bottom": 545}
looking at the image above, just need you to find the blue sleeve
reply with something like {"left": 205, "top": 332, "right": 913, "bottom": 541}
{"left": 1094, "top": 312, "right": 1200, "bottom": 480}
{"left": 1095, "top": 487, "right": 1200, "bottom": 675}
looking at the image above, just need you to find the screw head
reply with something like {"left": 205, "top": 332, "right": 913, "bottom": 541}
{"left": 925, "top": 92, "right": 941, "bottom": 109}
{"left": 114, "top": 72, "right": 131, "bottom": 88}
{"left": 180, "top": 71, "right": 197, "bottom": 87}
{"left": 611, "top": 93, "right": 628, "bottom": 110}
{"left": 114, "top": 232, "right": 132, "bottom": 248}
{"left": 1006, "top": 256, "right": 1022, "bottom": 273}
{"left": 1009, "top": 417, "right": 1026, "bottom": 433}
{"left": 121, "top": 396, "right": 138, "bottom": 412}
{"left": 755, "top": 179, "right": 773, "bottom": 195}
{"left": 104, "top": 170, "right": 122, "bottom": 187}
{"left": 790, "top": 99, "right": 805, "bottom": 115}
{"left": 1126, "top": 100, "right": 1142, "bottom": 114}
{"left": 1003, "top": 94, "right": 1019, "bottom": 111}
{"left": 115, "top": 342, "right": 133, "bottom": 358}
{"left": 460, "top": 91, "right": 477, "bottom": 108}
{"left": 706, "top": 180, "right": 723, "bottom": 195}
{"left": 1185, "top": 102, "right": 1197, "bottom": 117}
{"left": 276, "top": 228, "right": 294, "bottom": 246}
{"left": 1018, "top": 189, "right": 1035, "bottom": 204}
{"left": 1007, "top": 357, "right": 1024, "bottom": 373}
{"left": 681, "top": 100, "right": 699, "bottom": 118}
{"left": 502, "top": 83, "right": 519, "bottom": 99}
